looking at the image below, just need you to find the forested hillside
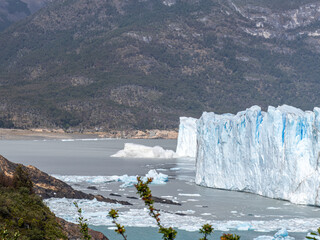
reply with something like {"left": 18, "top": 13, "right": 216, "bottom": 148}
{"left": 1, "top": 0, "right": 320, "bottom": 130}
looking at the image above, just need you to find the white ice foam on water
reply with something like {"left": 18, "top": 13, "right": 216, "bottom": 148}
{"left": 175, "top": 210, "right": 195, "bottom": 215}
{"left": 176, "top": 117, "right": 198, "bottom": 158}
{"left": 196, "top": 105, "right": 320, "bottom": 206}
{"left": 267, "top": 207, "right": 281, "bottom": 210}
{"left": 52, "top": 169, "right": 168, "bottom": 187}
{"left": 44, "top": 198, "right": 320, "bottom": 234}
{"left": 111, "top": 143, "right": 178, "bottom": 158}
{"left": 178, "top": 193, "right": 201, "bottom": 197}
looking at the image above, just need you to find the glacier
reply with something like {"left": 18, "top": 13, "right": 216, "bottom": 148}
{"left": 175, "top": 117, "right": 197, "bottom": 158}
{"left": 195, "top": 105, "right": 320, "bottom": 206}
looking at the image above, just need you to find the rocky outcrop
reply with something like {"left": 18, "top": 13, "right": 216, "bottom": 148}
{"left": 0, "top": 155, "right": 131, "bottom": 205}
{"left": 0, "top": 155, "right": 112, "bottom": 239}
{"left": 57, "top": 217, "right": 109, "bottom": 240}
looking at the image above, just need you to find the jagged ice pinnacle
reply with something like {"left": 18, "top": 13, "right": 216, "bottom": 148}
{"left": 176, "top": 117, "right": 197, "bottom": 158}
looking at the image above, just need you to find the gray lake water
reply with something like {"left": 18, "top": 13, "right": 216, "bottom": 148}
{"left": 0, "top": 138, "right": 318, "bottom": 239}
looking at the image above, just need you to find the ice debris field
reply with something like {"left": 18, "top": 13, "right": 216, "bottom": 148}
{"left": 53, "top": 169, "right": 168, "bottom": 188}
{"left": 45, "top": 197, "right": 320, "bottom": 235}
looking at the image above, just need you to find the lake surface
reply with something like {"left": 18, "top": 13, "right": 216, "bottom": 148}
{"left": 0, "top": 138, "right": 318, "bottom": 239}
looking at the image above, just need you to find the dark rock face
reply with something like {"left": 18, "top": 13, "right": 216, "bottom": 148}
{"left": 152, "top": 196, "right": 181, "bottom": 206}
{"left": 0, "top": 155, "right": 132, "bottom": 205}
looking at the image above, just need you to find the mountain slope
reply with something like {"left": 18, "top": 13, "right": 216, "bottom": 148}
{"left": 0, "top": 0, "right": 51, "bottom": 31}
{"left": 1, "top": 0, "right": 320, "bottom": 130}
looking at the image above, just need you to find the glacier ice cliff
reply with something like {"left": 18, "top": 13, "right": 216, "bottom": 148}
{"left": 195, "top": 105, "right": 320, "bottom": 206}
{"left": 176, "top": 117, "right": 197, "bottom": 158}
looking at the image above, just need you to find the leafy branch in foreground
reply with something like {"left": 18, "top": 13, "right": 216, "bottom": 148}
{"left": 0, "top": 225, "right": 20, "bottom": 240}
{"left": 74, "top": 201, "right": 91, "bottom": 240}
{"left": 220, "top": 233, "right": 241, "bottom": 240}
{"left": 306, "top": 228, "right": 320, "bottom": 240}
{"left": 135, "top": 176, "right": 177, "bottom": 240}
{"left": 199, "top": 224, "right": 214, "bottom": 240}
{"left": 108, "top": 209, "right": 127, "bottom": 240}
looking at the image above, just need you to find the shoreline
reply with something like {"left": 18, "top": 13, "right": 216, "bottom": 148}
{"left": 0, "top": 128, "right": 178, "bottom": 140}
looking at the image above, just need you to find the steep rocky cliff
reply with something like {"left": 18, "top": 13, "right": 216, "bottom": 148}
{"left": 1, "top": 0, "right": 320, "bottom": 130}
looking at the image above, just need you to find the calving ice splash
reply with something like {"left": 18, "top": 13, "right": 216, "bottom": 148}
{"left": 111, "top": 143, "right": 179, "bottom": 158}
{"left": 111, "top": 117, "right": 198, "bottom": 159}
{"left": 195, "top": 105, "right": 320, "bottom": 206}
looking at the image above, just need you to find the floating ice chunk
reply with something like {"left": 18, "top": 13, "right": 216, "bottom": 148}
{"left": 170, "top": 167, "right": 180, "bottom": 171}
{"left": 178, "top": 193, "right": 201, "bottom": 197}
{"left": 254, "top": 228, "right": 295, "bottom": 240}
{"left": 52, "top": 170, "right": 168, "bottom": 188}
{"left": 111, "top": 143, "right": 178, "bottom": 158}
{"left": 144, "top": 169, "right": 168, "bottom": 185}
{"left": 254, "top": 236, "right": 273, "bottom": 240}
{"left": 201, "top": 213, "right": 212, "bottom": 216}
{"left": 175, "top": 210, "right": 195, "bottom": 215}
{"left": 267, "top": 207, "right": 281, "bottom": 210}
{"left": 176, "top": 117, "right": 198, "bottom": 158}
{"left": 196, "top": 105, "right": 320, "bottom": 206}
{"left": 237, "top": 223, "right": 253, "bottom": 231}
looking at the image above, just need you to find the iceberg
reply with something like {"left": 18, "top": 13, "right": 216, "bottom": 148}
{"left": 254, "top": 228, "right": 295, "bottom": 240}
{"left": 111, "top": 143, "right": 178, "bottom": 158}
{"left": 176, "top": 117, "right": 197, "bottom": 158}
{"left": 195, "top": 105, "right": 320, "bottom": 206}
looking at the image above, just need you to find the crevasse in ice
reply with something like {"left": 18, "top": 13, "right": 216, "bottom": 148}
{"left": 195, "top": 105, "right": 320, "bottom": 206}
{"left": 176, "top": 117, "right": 197, "bottom": 158}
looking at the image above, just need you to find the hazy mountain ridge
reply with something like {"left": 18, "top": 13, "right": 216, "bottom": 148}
{"left": 1, "top": 0, "right": 320, "bottom": 131}
{"left": 0, "top": 0, "right": 52, "bottom": 31}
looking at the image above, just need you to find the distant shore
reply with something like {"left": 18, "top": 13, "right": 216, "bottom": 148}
{"left": 0, "top": 128, "right": 178, "bottom": 140}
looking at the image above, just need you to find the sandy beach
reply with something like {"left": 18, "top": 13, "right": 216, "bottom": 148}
{"left": 0, "top": 128, "right": 178, "bottom": 140}
{"left": 0, "top": 128, "right": 95, "bottom": 140}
